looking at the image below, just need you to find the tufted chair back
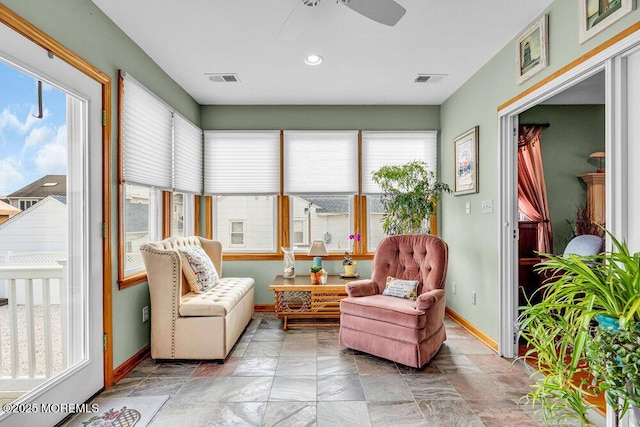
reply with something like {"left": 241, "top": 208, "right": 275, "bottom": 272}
{"left": 370, "top": 234, "right": 448, "bottom": 296}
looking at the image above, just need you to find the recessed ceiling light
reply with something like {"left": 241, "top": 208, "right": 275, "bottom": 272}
{"left": 305, "top": 54, "right": 323, "bottom": 66}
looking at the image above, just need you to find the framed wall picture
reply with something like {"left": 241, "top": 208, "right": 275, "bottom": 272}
{"left": 516, "top": 15, "right": 548, "bottom": 84}
{"left": 453, "top": 126, "right": 479, "bottom": 196}
{"left": 578, "top": 0, "right": 635, "bottom": 44}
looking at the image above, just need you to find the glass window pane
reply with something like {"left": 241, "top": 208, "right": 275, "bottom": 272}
{"left": 231, "top": 221, "right": 244, "bottom": 233}
{"left": 124, "top": 184, "right": 150, "bottom": 273}
{"left": 172, "top": 193, "right": 184, "bottom": 237}
{"left": 291, "top": 195, "right": 352, "bottom": 252}
{"left": 367, "top": 196, "right": 387, "bottom": 252}
{"left": 214, "top": 196, "right": 275, "bottom": 252}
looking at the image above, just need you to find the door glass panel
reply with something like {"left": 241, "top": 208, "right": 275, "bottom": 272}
{"left": 0, "top": 60, "right": 78, "bottom": 404}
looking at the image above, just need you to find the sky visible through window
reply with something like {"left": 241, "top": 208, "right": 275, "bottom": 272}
{"left": 0, "top": 61, "right": 67, "bottom": 195}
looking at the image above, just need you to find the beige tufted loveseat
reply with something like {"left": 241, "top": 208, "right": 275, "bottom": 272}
{"left": 140, "top": 236, "right": 254, "bottom": 361}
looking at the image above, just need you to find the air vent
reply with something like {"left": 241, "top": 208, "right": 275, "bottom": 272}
{"left": 414, "top": 74, "right": 447, "bottom": 83}
{"left": 207, "top": 73, "right": 240, "bottom": 83}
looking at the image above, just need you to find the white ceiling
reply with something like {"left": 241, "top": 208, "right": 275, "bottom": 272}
{"left": 91, "top": 0, "right": 554, "bottom": 105}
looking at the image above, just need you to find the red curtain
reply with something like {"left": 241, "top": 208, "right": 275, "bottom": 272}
{"left": 518, "top": 125, "right": 553, "bottom": 254}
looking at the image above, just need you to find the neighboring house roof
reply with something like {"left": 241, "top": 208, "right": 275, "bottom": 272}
{"left": 51, "top": 195, "right": 68, "bottom": 205}
{"left": 302, "top": 196, "right": 386, "bottom": 215}
{"left": 6, "top": 175, "right": 66, "bottom": 199}
{"left": 0, "top": 200, "right": 21, "bottom": 215}
{"left": 125, "top": 201, "right": 149, "bottom": 233}
{"left": 304, "top": 196, "right": 349, "bottom": 215}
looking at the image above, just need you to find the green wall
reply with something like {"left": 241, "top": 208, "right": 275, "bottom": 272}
{"left": 201, "top": 105, "right": 440, "bottom": 130}
{"left": 2, "top": 0, "right": 200, "bottom": 367}
{"left": 440, "top": 1, "right": 639, "bottom": 340}
{"left": 519, "top": 105, "right": 605, "bottom": 254}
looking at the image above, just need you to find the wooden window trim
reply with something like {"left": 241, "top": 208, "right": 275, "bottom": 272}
{"left": 162, "top": 191, "right": 172, "bottom": 239}
{"left": 194, "top": 195, "right": 201, "bottom": 236}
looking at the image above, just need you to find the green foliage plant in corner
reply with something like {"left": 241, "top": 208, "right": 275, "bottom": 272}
{"left": 371, "top": 160, "right": 450, "bottom": 235}
{"left": 517, "top": 229, "right": 640, "bottom": 426}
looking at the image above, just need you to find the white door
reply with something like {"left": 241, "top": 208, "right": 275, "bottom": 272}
{"left": 0, "top": 23, "right": 103, "bottom": 427}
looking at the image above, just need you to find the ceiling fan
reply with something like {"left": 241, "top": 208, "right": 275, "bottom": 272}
{"left": 278, "top": 0, "right": 406, "bottom": 41}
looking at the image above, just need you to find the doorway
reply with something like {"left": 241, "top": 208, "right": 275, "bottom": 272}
{"left": 0, "top": 21, "right": 104, "bottom": 426}
{"left": 497, "top": 29, "right": 640, "bottom": 360}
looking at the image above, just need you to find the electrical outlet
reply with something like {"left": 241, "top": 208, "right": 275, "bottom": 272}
{"left": 452, "top": 282, "right": 457, "bottom": 294}
{"left": 142, "top": 306, "right": 150, "bottom": 323}
{"left": 471, "top": 291, "right": 477, "bottom": 305}
{"left": 481, "top": 200, "right": 493, "bottom": 214}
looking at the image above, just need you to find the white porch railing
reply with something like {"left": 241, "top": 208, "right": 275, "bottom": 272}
{"left": 0, "top": 262, "right": 68, "bottom": 398}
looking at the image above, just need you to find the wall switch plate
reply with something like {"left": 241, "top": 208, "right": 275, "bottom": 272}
{"left": 481, "top": 200, "right": 493, "bottom": 213}
{"left": 471, "top": 291, "right": 477, "bottom": 305}
{"left": 142, "top": 306, "right": 150, "bottom": 323}
{"left": 465, "top": 201, "right": 470, "bottom": 214}
{"left": 452, "top": 282, "right": 457, "bottom": 294}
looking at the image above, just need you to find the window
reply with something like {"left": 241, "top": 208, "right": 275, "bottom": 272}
{"left": 119, "top": 71, "right": 202, "bottom": 284}
{"left": 172, "top": 193, "right": 184, "bottom": 237}
{"left": 284, "top": 131, "right": 358, "bottom": 253}
{"left": 362, "top": 131, "right": 438, "bottom": 251}
{"left": 204, "top": 131, "right": 280, "bottom": 252}
{"left": 19, "top": 199, "right": 38, "bottom": 210}
{"left": 173, "top": 114, "right": 202, "bottom": 237}
{"left": 213, "top": 195, "right": 276, "bottom": 252}
{"left": 293, "top": 219, "right": 306, "bottom": 245}
{"left": 229, "top": 220, "right": 245, "bottom": 246}
{"left": 291, "top": 195, "right": 352, "bottom": 252}
{"left": 122, "top": 184, "right": 161, "bottom": 275}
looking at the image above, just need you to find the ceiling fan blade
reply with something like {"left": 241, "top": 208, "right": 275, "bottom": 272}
{"left": 341, "top": 0, "right": 406, "bottom": 26}
{"left": 278, "top": 0, "right": 317, "bottom": 41}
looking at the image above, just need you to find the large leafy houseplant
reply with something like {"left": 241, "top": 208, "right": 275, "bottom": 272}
{"left": 518, "top": 230, "right": 640, "bottom": 426}
{"left": 371, "top": 160, "right": 450, "bottom": 235}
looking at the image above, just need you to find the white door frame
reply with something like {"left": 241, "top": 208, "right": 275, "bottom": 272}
{"left": 497, "top": 30, "right": 640, "bottom": 358}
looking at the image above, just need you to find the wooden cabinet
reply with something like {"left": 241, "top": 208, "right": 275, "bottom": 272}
{"left": 518, "top": 221, "right": 541, "bottom": 307}
{"left": 579, "top": 172, "right": 605, "bottom": 224}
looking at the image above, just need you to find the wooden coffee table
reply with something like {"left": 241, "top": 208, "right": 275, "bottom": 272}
{"left": 269, "top": 274, "right": 358, "bottom": 330}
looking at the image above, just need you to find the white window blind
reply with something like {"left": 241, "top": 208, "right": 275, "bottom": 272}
{"left": 284, "top": 131, "right": 358, "bottom": 195}
{"left": 121, "top": 73, "right": 173, "bottom": 190}
{"left": 174, "top": 114, "right": 203, "bottom": 194}
{"left": 361, "top": 131, "right": 438, "bottom": 194}
{"left": 204, "top": 131, "right": 280, "bottom": 195}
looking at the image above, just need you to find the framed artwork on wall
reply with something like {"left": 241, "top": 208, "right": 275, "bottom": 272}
{"left": 578, "top": 0, "right": 635, "bottom": 44}
{"left": 516, "top": 14, "right": 548, "bottom": 84}
{"left": 453, "top": 126, "right": 479, "bottom": 196}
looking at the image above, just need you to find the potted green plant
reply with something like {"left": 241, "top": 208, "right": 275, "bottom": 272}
{"left": 309, "top": 265, "right": 323, "bottom": 285}
{"left": 518, "top": 230, "right": 640, "bottom": 426}
{"left": 587, "top": 319, "right": 640, "bottom": 424}
{"left": 371, "top": 160, "right": 450, "bottom": 235}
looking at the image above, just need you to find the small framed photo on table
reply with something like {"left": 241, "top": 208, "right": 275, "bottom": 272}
{"left": 516, "top": 14, "right": 548, "bottom": 84}
{"left": 453, "top": 126, "right": 479, "bottom": 196}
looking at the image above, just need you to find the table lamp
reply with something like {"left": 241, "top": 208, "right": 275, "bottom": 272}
{"left": 308, "top": 240, "right": 328, "bottom": 269}
{"left": 589, "top": 151, "right": 605, "bottom": 173}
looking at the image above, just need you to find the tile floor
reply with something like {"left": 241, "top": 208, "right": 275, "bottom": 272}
{"left": 97, "top": 313, "right": 546, "bottom": 426}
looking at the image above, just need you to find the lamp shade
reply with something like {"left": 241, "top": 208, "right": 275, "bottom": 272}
{"left": 308, "top": 241, "right": 328, "bottom": 257}
{"left": 589, "top": 151, "right": 605, "bottom": 173}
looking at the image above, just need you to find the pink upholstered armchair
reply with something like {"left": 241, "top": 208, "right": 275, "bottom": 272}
{"left": 339, "top": 234, "right": 449, "bottom": 368}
